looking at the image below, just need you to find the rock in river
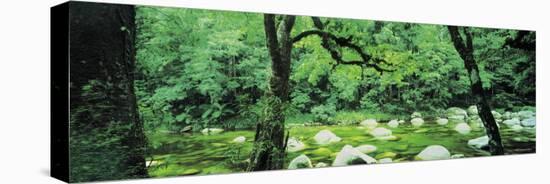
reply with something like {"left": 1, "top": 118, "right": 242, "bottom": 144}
{"left": 288, "top": 154, "right": 313, "bottom": 169}
{"left": 416, "top": 145, "right": 451, "bottom": 161}
{"left": 521, "top": 117, "right": 536, "bottom": 127}
{"left": 411, "top": 118, "right": 424, "bottom": 127}
{"left": 467, "top": 136, "right": 489, "bottom": 150}
{"left": 454, "top": 123, "right": 471, "bottom": 135}
{"left": 287, "top": 137, "right": 306, "bottom": 152}
{"left": 356, "top": 144, "right": 378, "bottom": 154}
{"left": 503, "top": 118, "right": 520, "bottom": 126}
{"left": 411, "top": 112, "right": 422, "bottom": 119}
{"left": 369, "top": 127, "right": 392, "bottom": 137}
{"left": 388, "top": 119, "right": 399, "bottom": 128}
{"left": 446, "top": 107, "right": 468, "bottom": 120}
{"left": 314, "top": 130, "right": 342, "bottom": 145}
{"left": 467, "top": 105, "right": 478, "bottom": 115}
{"left": 232, "top": 136, "right": 246, "bottom": 143}
{"left": 315, "top": 162, "right": 328, "bottom": 168}
{"left": 436, "top": 118, "right": 449, "bottom": 125}
{"left": 361, "top": 119, "right": 378, "bottom": 129}
{"left": 201, "top": 128, "right": 224, "bottom": 135}
{"left": 378, "top": 158, "right": 393, "bottom": 163}
{"left": 333, "top": 145, "right": 377, "bottom": 166}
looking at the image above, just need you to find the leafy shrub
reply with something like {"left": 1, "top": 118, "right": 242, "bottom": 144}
{"left": 311, "top": 104, "right": 336, "bottom": 124}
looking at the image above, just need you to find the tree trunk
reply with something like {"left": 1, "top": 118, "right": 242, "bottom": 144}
{"left": 68, "top": 2, "right": 147, "bottom": 182}
{"left": 247, "top": 14, "right": 295, "bottom": 171}
{"left": 447, "top": 26, "right": 504, "bottom": 155}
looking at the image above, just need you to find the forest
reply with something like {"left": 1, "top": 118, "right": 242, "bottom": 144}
{"left": 66, "top": 2, "right": 536, "bottom": 182}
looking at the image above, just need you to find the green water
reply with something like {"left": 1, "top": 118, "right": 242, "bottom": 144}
{"left": 146, "top": 122, "right": 536, "bottom": 177}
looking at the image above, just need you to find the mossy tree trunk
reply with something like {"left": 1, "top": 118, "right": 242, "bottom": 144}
{"left": 448, "top": 26, "right": 504, "bottom": 155}
{"left": 68, "top": 2, "right": 147, "bottom": 182}
{"left": 247, "top": 14, "right": 296, "bottom": 171}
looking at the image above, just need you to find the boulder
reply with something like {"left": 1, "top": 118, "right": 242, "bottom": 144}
{"left": 288, "top": 154, "right": 313, "bottom": 169}
{"left": 411, "top": 112, "right": 422, "bottom": 119}
{"left": 232, "top": 136, "right": 246, "bottom": 143}
{"left": 436, "top": 118, "right": 449, "bottom": 125}
{"left": 315, "top": 162, "right": 328, "bottom": 168}
{"left": 360, "top": 119, "right": 378, "bottom": 129}
{"left": 314, "top": 130, "right": 342, "bottom": 145}
{"left": 448, "top": 115, "right": 466, "bottom": 123}
{"left": 518, "top": 110, "right": 535, "bottom": 120}
{"left": 446, "top": 107, "right": 468, "bottom": 119}
{"left": 411, "top": 118, "right": 424, "bottom": 127}
{"left": 454, "top": 123, "right": 471, "bottom": 135}
{"left": 467, "top": 105, "right": 478, "bottom": 115}
{"left": 387, "top": 119, "right": 399, "bottom": 128}
{"left": 201, "top": 128, "right": 224, "bottom": 135}
{"left": 332, "top": 145, "right": 377, "bottom": 166}
{"left": 416, "top": 145, "right": 451, "bottom": 161}
{"left": 521, "top": 117, "right": 536, "bottom": 127}
{"left": 287, "top": 137, "right": 306, "bottom": 152}
{"left": 179, "top": 125, "right": 192, "bottom": 133}
{"left": 378, "top": 158, "right": 393, "bottom": 163}
{"left": 502, "top": 112, "right": 512, "bottom": 120}
{"left": 468, "top": 136, "right": 489, "bottom": 150}
{"left": 355, "top": 144, "right": 378, "bottom": 154}
{"left": 369, "top": 127, "right": 392, "bottom": 137}
{"left": 492, "top": 111, "right": 502, "bottom": 120}
{"left": 398, "top": 120, "right": 405, "bottom": 124}
{"left": 511, "top": 124, "right": 523, "bottom": 132}
{"left": 503, "top": 118, "right": 520, "bottom": 126}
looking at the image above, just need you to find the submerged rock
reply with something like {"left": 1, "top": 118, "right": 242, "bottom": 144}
{"left": 356, "top": 144, "right": 378, "bottom": 154}
{"left": 369, "top": 127, "right": 392, "bottom": 137}
{"left": 232, "top": 136, "right": 246, "bottom": 143}
{"left": 361, "top": 119, "right": 378, "bottom": 129}
{"left": 518, "top": 110, "right": 535, "bottom": 120}
{"left": 511, "top": 124, "right": 523, "bottom": 132}
{"left": 201, "top": 128, "right": 224, "bottom": 135}
{"left": 451, "top": 154, "right": 465, "bottom": 159}
{"left": 314, "top": 130, "right": 342, "bottom": 145}
{"left": 375, "top": 152, "right": 397, "bottom": 159}
{"left": 288, "top": 154, "right": 313, "bottom": 169}
{"left": 388, "top": 119, "right": 399, "bottom": 128}
{"left": 454, "top": 123, "right": 471, "bottom": 135}
{"left": 416, "top": 145, "right": 451, "bottom": 161}
{"left": 411, "top": 112, "right": 422, "bottom": 119}
{"left": 492, "top": 111, "right": 502, "bottom": 120}
{"left": 315, "top": 162, "right": 328, "bottom": 168}
{"left": 287, "top": 137, "right": 306, "bottom": 152}
{"left": 312, "top": 148, "right": 332, "bottom": 156}
{"left": 333, "top": 145, "right": 377, "bottom": 166}
{"left": 181, "top": 169, "right": 201, "bottom": 176}
{"left": 436, "top": 118, "right": 449, "bottom": 125}
{"left": 411, "top": 118, "right": 424, "bottom": 127}
{"left": 521, "top": 117, "right": 536, "bottom": 127}
{"left": 376, "top": 135, "right": 400, "bottom": 141}
{"left": 467, "top": 136, "right": 489, "bottom": 150}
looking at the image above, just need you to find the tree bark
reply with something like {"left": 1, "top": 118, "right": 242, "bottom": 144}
{"left": 68, "top": 2, "right": 147, "bottom": 182}
{"left": 247, "top": 14, "right": 295, "bottom": 171}
{"left": 447, "top": 26, "right": 504, "bottom": 155}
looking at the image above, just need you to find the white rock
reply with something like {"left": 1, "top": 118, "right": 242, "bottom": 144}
{"left": 369, "top": 127, "right": 392, "bottom": 137}
{"left": 416, "top": 145, "right": 451, "bottom": 161}
{"left": 378, "top": 158, "right": 393, "bottom": 163}
{"left": 521, "top": 117, "right": 536, "bottom": 127}
{"left": 454, "top": 123, "right": 471, "bottom": 134}
{"left": 448, "top": 115, "right": 466, "bottom": 123}
{"left": 387, "top": 119, "right": 399, "bottom": 128}
{"left": 411, "top": 112, "right": 422, "bottom": 119}
{"left": 467, "top": 105, "right": 478, "bottom": 115}
{"left": 492, "top": 111, "right": 502, "bottom": 119}
{"left": 355, "top": 144, "right": 378, "bottom": 154}
{"left": 436, "top": 118, "right": 449, "bottom": 125}
{"left": 314, "top": 130, "right": 342, "bottom": 145}
{"left": 288, "top": 154, "right": 312, "bottom": 169}
{"left": 333, "top": 145, "right": 377, "bottom": 166}
{"left": 360, "top": 119, "right": 378, "bottom": 129}
{"left": 468, "top": 136, "right": 489, "bottom": 150}
{"left": 451, "top": 154, "right": 465, "bottom": 159}
{"left": 447, "top": 107, "right": 468, "bottom": 119}
{"left": 411, "top": 118, "right": 424, "bottom": 127}
{"left": 518, "top": 110, "right": 535, "bottom": 120}
{"left": 286, "top": 137, "right": 306, "bottom": 152}
{"left": 232, "top": 136, "right": 246, "bottom": 143}
{"left": 398, "top": 120, "right": 405, "bottom": 124}
{"left": 503, "top": 118, "right": 520, "bottom": 126}
{"left": 315, "top": 162, "right": 328, "bottom": 168}
{"left": 502, "top": 112, "right": 512, "bottom": 120}
{"left": 511, "top": 124, "right": 523, "bottom": 132}
{"left": 201, "top": 128, "right": 224, "bottom": 135}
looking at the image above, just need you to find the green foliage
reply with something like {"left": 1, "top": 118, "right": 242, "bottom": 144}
{"left": 311, "top": 104, "right": 336, "bottom": 124}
